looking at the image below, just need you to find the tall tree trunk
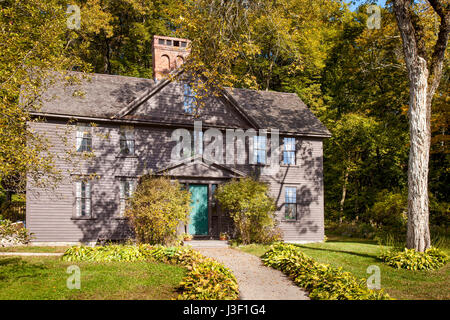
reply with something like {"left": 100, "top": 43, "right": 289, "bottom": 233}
{"left": 393, "top": 0, "right": 449, "bottom": 251}
{"left": 406, "top": 58, "right": 431, "bottom": 252}
{"left": 339, "top": 167, "right": 349, "bottom": 224}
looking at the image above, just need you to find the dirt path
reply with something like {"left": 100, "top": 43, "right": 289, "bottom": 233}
{"left": 197, "top": 247, "right": 309, "bottom": 300}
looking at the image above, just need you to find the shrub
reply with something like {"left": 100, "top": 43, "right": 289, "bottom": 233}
{"left": 379, "top": 247, "right": 448, "bottom": 271}
{"left": 261, "top": 243, "right": 391, "bottom": 300}
{"left": 0, "top": 219, "right": 32, "bottom": 246}
{"left": 62, "top": 244, "right": 239, "bottom": 300}
{"left": 125, "top": 175, "right": 191, "bottom": 245}
{"left": 364, "top": 191, "right": 407, "bottom": 241}
{"left": 215, "top": 178, "right": 281, "bottom": 244}
{"left": 0, "top": 201, "right": 26, "bottom": 222}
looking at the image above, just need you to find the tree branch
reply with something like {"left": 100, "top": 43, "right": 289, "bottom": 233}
{"left": 427, "top": 0, "right": 449, "bottom": 100}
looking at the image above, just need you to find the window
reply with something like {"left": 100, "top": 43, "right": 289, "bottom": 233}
{"left": 120, "top": 126, "right": 135, "bottom": 155}
{"left": 283, "top": 137, "right": 296, "bottom": 165}
{"left": 183, "top": 83, "right": 196, "bottom": 113}
{"left": 119, "top": 179, "right": 135, "bottom": 217}
{"left": 173, "top": 40, "right": 180, "bottom": 47}
{"left": 181, "top": 41, "right": 187, "bottom": 48}
{"left": 76, "top": 124, "right": 92, "bottom": 152}
{"left": 75, "top": 181, "right": 92, "bottom": 217}
{"left": 158, "top": 39, "right": 165, "bottom": 45}
{"left": 253, "top": 136, "right": 266, "bottom": 164}
{"left": 285, "top": 187, "right": 297, "bottom": 220}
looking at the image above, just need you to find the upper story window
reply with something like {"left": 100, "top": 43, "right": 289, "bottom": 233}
{"left": 120, "top": 126, "right": 135, "bottom": 156}
{"left": 75, "top": 180, "right": 92, "bottom": 218}
{"left": 76, "top": 124, "right": 92, "bottom": 152}
{"left": 253, "top": 136, "right": 266, "bottom": 164}
{"left": 285, "top": 187, "right": 297, "bottom": 220}
{"left": 119, "top": 179, "right": 135, "bottom": 217}
{"left": 283, "top": 137, "right": 296, "bottom": 165}
{"left": 183, "top": 83, "right": 196, "bottom": 114}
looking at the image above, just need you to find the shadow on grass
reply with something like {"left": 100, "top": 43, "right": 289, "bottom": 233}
{"left": 294, "top": 244, "right": 379, "bottom": 260}
{"left": 0, "top": 257, "right": 47, "bottom": 281}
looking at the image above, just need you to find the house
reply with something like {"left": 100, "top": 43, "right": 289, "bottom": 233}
{"left": 26, "top": 35, "right": 331, "bottom": 245}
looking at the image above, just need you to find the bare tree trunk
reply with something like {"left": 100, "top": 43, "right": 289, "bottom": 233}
{"left": 406, "top": 58, "right": 431, "bottom": 251}
{"left": 339, "top": 168, "right": 349, "bottom": 224}
{"left": 393, "top": 0, "right": 448, "bottom": 251}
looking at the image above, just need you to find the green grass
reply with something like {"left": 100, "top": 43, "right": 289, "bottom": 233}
{"left": 237, "top": 239, "right": 450, "bottom": 300}
{"left": 0, "top": 256, "right": 186, "bottom": 300}
{"left": 0, "top": 246, "right": 70, "bottom": 253}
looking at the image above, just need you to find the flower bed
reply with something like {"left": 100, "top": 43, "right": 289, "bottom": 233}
{"left": 261, "top": 242, "right": 391, "bottom": 300}
{"left": 62, "top": 244, "right": 239, "bottom": 300}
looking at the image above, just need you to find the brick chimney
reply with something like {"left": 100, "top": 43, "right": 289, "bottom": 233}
{"left": 152, "top": 35, "right": 190, "bottom": 81}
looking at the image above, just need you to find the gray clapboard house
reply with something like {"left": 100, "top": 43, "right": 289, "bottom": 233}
{"left": 26, "top": 35, "right": 330, "bottom": 245}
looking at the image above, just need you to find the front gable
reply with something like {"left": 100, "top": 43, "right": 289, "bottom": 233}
{"left": 116, "top": 78, "right": 254, "bottom": 129}
{"left": 156, "top": 156, "right": 245, "bottom": 179}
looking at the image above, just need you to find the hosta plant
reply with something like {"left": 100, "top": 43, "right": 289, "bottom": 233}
{"left": 379, "top": 247, "right": 448, "bottom": 271}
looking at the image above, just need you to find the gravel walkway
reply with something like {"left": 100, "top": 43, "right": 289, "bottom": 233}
{"left": 197, "top": 247, "right": 309, "bottom": 300}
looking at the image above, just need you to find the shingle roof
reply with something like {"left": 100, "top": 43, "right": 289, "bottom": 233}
{"left": 32, "top": 72, "right": 330, "bottom": 137}
{"left": 224, "top": 87, "right": 330, "bottom": 136}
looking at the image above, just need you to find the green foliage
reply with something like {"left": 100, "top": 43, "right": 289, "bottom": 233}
{"left": 215, "top": 178, "right": 280, "bottom": 244}
{"left": 0, "top": 201, "right": 26, "bottom": 222}
{"left": 379, "top": 247, "right": 448, "bottom": 271}
{"left": 178, "top": 259, "right": 239, "bottom": 300}
{"left": 62, "top": 244, "right": 239, "bottom": 300}
{"left": 0, "top": 219, "right": 32, "bottom": 244}
{"left": 366, "top": 191, "right": 407, "bottom": 228}
{"left": 326, "top": 221, "right": 377, "bottom": 239}
{"left": 125, "top": 175, "right": 191, "bottom": 246}
{"left": 261, "top": 242, "right": 391, "bottom": 300}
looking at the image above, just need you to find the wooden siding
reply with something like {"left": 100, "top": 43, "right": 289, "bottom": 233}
{"left": 27, "top": 119, "right": 325, "bottom": 243}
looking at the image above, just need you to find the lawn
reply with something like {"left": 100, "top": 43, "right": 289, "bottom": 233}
{"left": 0, "top": 256, "right": 186, "bottom": 300}
{"left": 237, "top": 238, "right": 450, "bottom": 300}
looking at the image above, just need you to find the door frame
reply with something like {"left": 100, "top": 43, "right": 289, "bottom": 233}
{"left": 187, "top": 184, "right": 209, "bottom": 236}
{"left": 178, "top": 179, "right": 225, "bottom": 238}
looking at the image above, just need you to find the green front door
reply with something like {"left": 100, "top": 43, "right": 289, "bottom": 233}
{"left": 188, "top": 185, "right": 209, "bottom": 235}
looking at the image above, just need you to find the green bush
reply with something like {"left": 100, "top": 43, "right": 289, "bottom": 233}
{"left": 0, "top": 201, "right": 26, "bottom": 222}
{"left": 379, "top": 247, "right": 448, "bottom": 271}
{"left": 261, "top": 242, "right": 391, "bottom": 300}
{"left": 62, "top": 245, "right": 239, "bottom": 300}
{"left": 215, "top": 178, "right": 280, "bottom": 244}
{"left": 125, "top": 175, "right": 191, "bottom": 245}
{"left": 0, "top": 218, "right": 32, "bottom": 244}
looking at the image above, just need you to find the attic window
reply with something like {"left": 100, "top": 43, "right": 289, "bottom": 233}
{"left": 158, "top": 39, "right": 165, "bottom": 45}
{"left": 181, "top": 41, "right": 187, "bottom": 48}
{"left": 166, "top": 39, "right": 172, "bottom": 46}
{"left": 173, "top": 41, "right": 180, "bottom": 47}
{"left": 183, "top": 83, "right": 196, "bottom": 114}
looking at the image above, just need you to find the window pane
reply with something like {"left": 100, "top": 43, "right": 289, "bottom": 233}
{"left": 285, "top": 204, "right": 296, "bottom": 220}
{"left": 285, "top": 187, "right": 296, "bottom": 203}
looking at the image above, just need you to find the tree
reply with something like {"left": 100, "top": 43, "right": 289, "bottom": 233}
{"left": 392, "top": 0, "right": 449, "bottom": 251}
{"left": 0, "top": 0, "right": 90, "bottom": 192}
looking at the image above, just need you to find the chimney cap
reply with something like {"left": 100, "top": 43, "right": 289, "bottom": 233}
{"left": 152, "top": 35, "right": 191, "bottom": 50}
